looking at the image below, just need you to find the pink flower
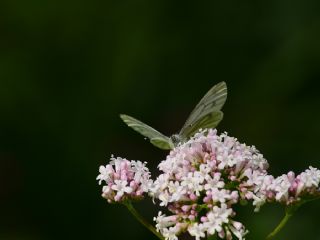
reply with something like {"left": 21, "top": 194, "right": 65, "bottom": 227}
{"left": 97, "top": 156, "right": 152, "bottom": 203}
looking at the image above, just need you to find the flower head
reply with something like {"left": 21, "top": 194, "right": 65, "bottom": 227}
{"left": 151, "top": 129, "right": 267, "bottom": 239}
{"left": 97, "top": 156, "right": 152, "bottom": 203}
{"left": 257, "top": 166, "right": 320, "bottom": 205}
{"left": 97, "top": 129, "right": 320, "bottom": 240}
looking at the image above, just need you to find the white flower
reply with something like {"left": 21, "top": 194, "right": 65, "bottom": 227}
{"left": 181, "top": 172, "right": 204, "bottom": 196}
{"left": 252, "top": 194, "right": 267, "bottom": 212}
{"left": 132, "top": 160, "right": 150, "bottom": 182}
{"left": 162, "top": 226, "right": 180, "bottom": 240}
{"left": 112, "top": 180, "right": 132, "bottom": 198}
{"left": 228, "top": 220, "right": 248, "bottom": 240}
{"left": 102, "top": 186, "right": 113, "bottom": 199}
{"left": 158, "top": 191, "right": 171, "bottom": 206}
{"left": 151, "top": 174, "right": 170, "bottom": 194}
{"left": 211, "top": 188, "right": 231, "bottom": 203}
{"left": 139, "top": 178, "right": 153, "bottom": 192}
{"left": 204, "top": 173, "right": 225, "bottom": 190}
{"left": 154, "top": 212, "right": 178, "bottom": 230}
{"left": 96, "top": 165, "right": 113, "bottom": 185}
{"left": 269, "top": 175, "right": 291, "bottom": 201}
{"left": 188, "top": 223, "right": 206, "bottom": 240}
{"left": 168, "top": 181, "right": 186, "bottom": 202}
{"left": 299, "top": 166, "right": 320, "bottom": 188}
{"left": 205, "top": 204, "right": 232, "bottom": 235}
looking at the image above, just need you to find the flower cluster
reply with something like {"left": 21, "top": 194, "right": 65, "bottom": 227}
{"left": 151, "top": 129, "right": 269, "bottom": 240}
{"left": 254, "top": 167, "right": 320, "bottom": 206}
{"left": 97, "top": 156, "right": 152, "bottom": 203}
{"left": 97, "top": 129, "right": 320, "bottom": 240}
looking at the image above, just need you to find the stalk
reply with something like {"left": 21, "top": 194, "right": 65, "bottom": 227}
{"left": 266, "top": 212, "right": 292, "bottom": 239}
{"left": 124, "top": 202, "right": 164, "bottom": 240}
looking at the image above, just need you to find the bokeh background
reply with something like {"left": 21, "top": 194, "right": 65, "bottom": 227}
{"left": 1, "top": 0, "right": 320, "bottom": 239}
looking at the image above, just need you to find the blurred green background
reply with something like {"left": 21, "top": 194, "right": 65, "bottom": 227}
{"left": 1, "top": 0, "right": 320, "bottom": 239}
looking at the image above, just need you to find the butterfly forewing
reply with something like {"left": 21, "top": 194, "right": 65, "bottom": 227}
{"left": 180, "top": 82, "right": 227, "bottom": 139}
{"left": 120, "top": 114, "right": 174, "bottom": 150}
{"left": 180, "top": 111, "right": 223, "bottom": 138}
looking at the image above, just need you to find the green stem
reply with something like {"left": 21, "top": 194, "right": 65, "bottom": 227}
{"left": 266, "top": 212, "right": 292, "bottom": 239}
{"left": 124, "top": 202, "right": 164, "bottom": 240}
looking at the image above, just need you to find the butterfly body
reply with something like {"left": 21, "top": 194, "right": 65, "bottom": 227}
{"left": 120, "top": 82, "right": 227, "bottom": 150}
{"left": 170, "top": 134, "right": 183, "bottom": 147}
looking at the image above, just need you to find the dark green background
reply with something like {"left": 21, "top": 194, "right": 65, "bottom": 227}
{"left": 1, "top": 0, "right": 320, "bottom": 239}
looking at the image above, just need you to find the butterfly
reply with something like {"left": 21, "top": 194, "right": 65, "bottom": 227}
{"left": 120, "top": 81, "right": 227, "bottom": 150}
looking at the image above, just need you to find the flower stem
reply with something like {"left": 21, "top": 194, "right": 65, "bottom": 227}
{"left": 124, "top": 202, "right": 164, "bottom": 240}
{"left": 266, "top": 212, "right": 292, "bottom": 239}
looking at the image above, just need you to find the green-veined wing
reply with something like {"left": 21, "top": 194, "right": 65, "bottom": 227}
{"left": 120, "top": 114, "right": 174, "bottom": 150}
{"left": 179, "top": 82, "right": 227, "bottom": 139}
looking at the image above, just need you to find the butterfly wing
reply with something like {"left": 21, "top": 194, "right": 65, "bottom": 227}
{"left": 179, "top": 111, "right": 223, "bottom": 138}
{"left": 120, "top": 114, "right": 174, "bottom": 150}
{"left": 150, "top": 138, "right": 174, "bottom": 150}
{"left": 179, "top": 82, "right": 227, "bottom": 139}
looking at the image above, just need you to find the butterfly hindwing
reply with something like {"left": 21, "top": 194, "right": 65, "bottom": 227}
{"left": 180, "top": 82, "right": 227, "bottom": 139}
{"left": 120, "top": 114, "right": 174, "bottom": 150}
{"left": 150, "top": 138, "right": 174, "bottom": 150}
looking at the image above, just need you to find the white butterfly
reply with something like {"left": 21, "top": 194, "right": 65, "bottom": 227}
{"left": 120, "top": 82, "right": 227, "bottom": 150}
